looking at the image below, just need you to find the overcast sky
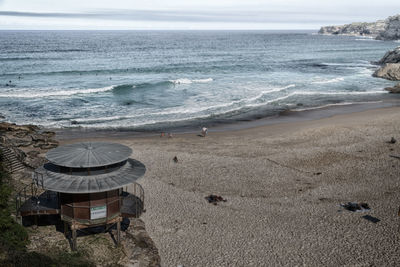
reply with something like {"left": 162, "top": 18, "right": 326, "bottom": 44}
{"left": 0, "top": 0, "right": 399, "bottom": 30}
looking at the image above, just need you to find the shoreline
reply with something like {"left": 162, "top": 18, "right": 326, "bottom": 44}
{"left": 53, "top": 98, "right": 400, "bottom": 141}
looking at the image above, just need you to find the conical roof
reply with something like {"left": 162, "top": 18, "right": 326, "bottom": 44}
{"left": 46, "top": 142, "right": 132, "bottom": 168}
{"left": 34, "top": 159, "right": 146, "bottom": 193}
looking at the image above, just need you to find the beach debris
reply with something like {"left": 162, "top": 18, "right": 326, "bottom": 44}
{"left": 168, "top": 132, "right": 173, "bottom": 138}
{"left": 341, "top": 202, "right": 370, "bottom": 212}
{"left": 314, "top": 172, "right": 322, "bottom": 175}
{"left": 389, "top": 154, "right": 400, "bottom": 160}
{"left": 388, "top": 137, "right": 397, "bottom": 144}
{"left": 173, "top": 156, "right": 178, "bottom": 163}
{"left": 205, "top": 194, "right": 227, "bottom": 205}
{"left": 362, "top": 215, "right": 380, "bottom": 223}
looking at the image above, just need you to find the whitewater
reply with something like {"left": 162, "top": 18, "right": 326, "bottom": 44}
{"left": 0, "top": 30, "right": 398, "bottom": 130}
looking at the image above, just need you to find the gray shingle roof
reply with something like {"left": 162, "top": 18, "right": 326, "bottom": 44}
{"left": 34, "top": 158, "right": 145, "bottom": 193}
{"left": 46, "top": 142, "right": 132, "bottom": 168}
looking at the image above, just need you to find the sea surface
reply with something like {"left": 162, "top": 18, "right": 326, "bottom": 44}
{"left": 0, "top": 30, "right": 398, "bottom": 131}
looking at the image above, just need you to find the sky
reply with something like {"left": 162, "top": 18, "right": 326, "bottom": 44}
{"left": 0, "top": 0, "right": 399, "bottom": 30}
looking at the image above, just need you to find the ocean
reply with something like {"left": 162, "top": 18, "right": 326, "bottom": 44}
{"left": 0, "top": 30, "right": 398, "bottom": 131}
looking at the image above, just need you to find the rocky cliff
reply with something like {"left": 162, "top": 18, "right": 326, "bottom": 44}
{"left": 0, "top": 122, "right": 59, "bottom": 170}
{"left": 373, "top": 63, "right": 400, "bottom": 80}
{"left": 376, "top": 15, "right": 400, "bottom": 40}
{"left": 377, "top": 46, "right": 400, "bottom": 64}
{"left": 319, "top": 14, "right": 400, "bottom": 40}
{"left": 373, "top": 46, "right": 400, "bottom": 93}
{"left": 318, "top": 21, "right": 386, "bottom": 37}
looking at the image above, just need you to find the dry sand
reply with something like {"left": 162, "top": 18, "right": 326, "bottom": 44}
{"left": 59, "top": 107, "right": 400, "bottom": 266}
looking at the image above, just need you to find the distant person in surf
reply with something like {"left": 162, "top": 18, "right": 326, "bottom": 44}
{"left": 201, "top": 127, "right": 208, "bottom": 137}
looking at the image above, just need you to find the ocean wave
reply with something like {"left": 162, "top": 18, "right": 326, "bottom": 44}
{"left": 48, "top": 88, "right": 386, "bottom": 128}
{"left": 311, "top": 77, "right": 344, "bottom": 84}
{"left": 355, "top": 38, "right": 377, "bottom": 41}
{"left": 293, "top": 101, "right": 383, "bottom": 112}
{"left": 0, "top": 78, "right": 212, "bottom": 99}
{"left": 293, "top": 90, "right": 385, "bottom": 96}
{"left": 320, "top": 62, "right": 372, "bottom": 68}
{"left": 169, "top": 78, "right": 213, "bottom": 84}
{"left": 0, "top": 86, "right": 114, "bottom": 98}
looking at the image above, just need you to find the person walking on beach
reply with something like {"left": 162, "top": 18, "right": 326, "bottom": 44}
{"left": 201, "top": 127, "right": 208, "bottom": 137}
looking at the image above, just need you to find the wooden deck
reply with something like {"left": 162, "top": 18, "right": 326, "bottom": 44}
{"left": 19, "top": 191, "right": 60, "bottom": 216}
{"left": 19, "top": 191, "right": 143, "bottom": 218}
{"left": 121, "top": 191, "right": 144, "bottom": 218}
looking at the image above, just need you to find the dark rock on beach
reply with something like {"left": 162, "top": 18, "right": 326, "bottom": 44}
{"left": 384, "top": 83, "right": 400, "bottom": 93}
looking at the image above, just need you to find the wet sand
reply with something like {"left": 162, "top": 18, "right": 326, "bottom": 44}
{"left": 58, "top": 106, "right": 400, "bottom": 266}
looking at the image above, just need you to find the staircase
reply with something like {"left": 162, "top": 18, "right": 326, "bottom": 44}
{"left": 0, "top": 145, "right": 25, "bottom": 173}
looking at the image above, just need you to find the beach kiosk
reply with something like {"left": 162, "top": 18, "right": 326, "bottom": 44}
{"left": 17, "top": 142, "right": 146, "bottom": 250}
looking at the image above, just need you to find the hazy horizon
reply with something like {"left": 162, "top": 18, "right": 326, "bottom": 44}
{"left": 0, "top": 0, "right": 399, "bottom": 30}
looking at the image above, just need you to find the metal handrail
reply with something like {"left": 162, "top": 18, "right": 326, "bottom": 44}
{"left": 124, "top": 182, "right": 145, "bottom": 218}
{"left": 15, "top": 182, "right": 39, "bottom": 217}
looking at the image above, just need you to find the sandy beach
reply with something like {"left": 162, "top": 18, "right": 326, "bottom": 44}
{"left": 58, "top": 106, "right": 400, "bottom": 266}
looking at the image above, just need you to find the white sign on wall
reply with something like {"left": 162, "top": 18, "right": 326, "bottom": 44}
{"left": 91, "top": 205, "right": 107, "bottom": 219}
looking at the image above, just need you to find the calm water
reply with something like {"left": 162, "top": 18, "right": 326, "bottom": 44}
{"left": 0, "top": 30, "right": 398, "bottom": 130}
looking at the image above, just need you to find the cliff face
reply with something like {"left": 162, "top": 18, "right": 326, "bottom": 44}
{"left": 373, "top": 46, "right": 400, "bottom": 93}
{"left": 319, "top": 14, "right": 400, "bottom": 40}
{"left": 377, "top": 46, "right": 400, "bottom": 64}
{"left": 373, "top": 63, "right": 400, "bottom": 80}
{"left": 318, "top": 21, "right": 386, "bottom": 37}
{"left": 376, "top": 15, "right": 400, "bottom": 40}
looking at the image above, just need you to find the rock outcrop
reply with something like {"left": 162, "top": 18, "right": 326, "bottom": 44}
{"left": 319, "top": 14, "right": 400, "bottom": 40}
{"left": 373, "top": 63, "right": 400, "bottom": 81}
{"left": 384, "top": 83, "right": 400, "bottom": 93}
{"left": 0, "top": 122, "right": 59, "bottom": 169}
{"left": 377, "top": 46, "right": 400, "bottom": 64}
{"left": 373, "top": 47, "right": 400, "bottom": 84}
{"left": 376, "top": 15, "right": 400, "bottom": 40}
{"left": 319, "top": 21, "right": 386, "bottom": 37}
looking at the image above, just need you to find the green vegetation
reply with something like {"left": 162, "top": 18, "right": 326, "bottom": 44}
{"left": 0, "top": 151, "right": 29, "bottom": 258}
{"left": 0, "top": 150, "right": 95, "bottom": 267}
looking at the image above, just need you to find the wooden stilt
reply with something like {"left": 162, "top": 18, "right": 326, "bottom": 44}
{"left": 63, "top": 221, "right": 68, "bottom": 237}
{"left": 72, "top": 228, "right": 77, "bottom": 251}
{"left": 33, "top": 215, "right": 38, "bottom": 229}
{"left": 117, "top": 219, "right": 121, "bottom": 246}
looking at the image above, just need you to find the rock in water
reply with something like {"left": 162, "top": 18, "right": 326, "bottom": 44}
{"left": 377, "top": 46, "right": 400, "bottom": 64}
{"left": 373, "top": 63, "right": 400, "bottom": 80}
{"left": 384, "top": 83, "right": 400, "bottom": 93}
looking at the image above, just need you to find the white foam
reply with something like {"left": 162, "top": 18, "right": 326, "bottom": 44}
{"left": 311, "top": 77, "right": 344, "bottom": 84}
{"left": 244, "top": 84, "right": 296, "bottom": 103}
{"left": 0, "top": 86, "right": 114, "bottom": 98}
{"left": 169, "top": 78, "right": 213, "bottom": 84}
{"left": 293, "top": 101, "right": 383, "bottom": 112}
